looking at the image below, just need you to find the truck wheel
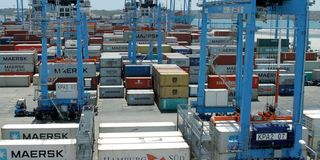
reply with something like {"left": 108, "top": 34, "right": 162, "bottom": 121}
{"left": 35, "top": 112, "right": 43, "bottom": 120}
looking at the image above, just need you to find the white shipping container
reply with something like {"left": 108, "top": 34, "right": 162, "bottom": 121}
{"left": 255, "top": 64, "right": 295, "bottom": 73}
{"left": 42, "top": 62, "right": 96, "bottom": 78}
{"left": 99, "top": 131, "right": 182, "bottom": 139}
{"left": 0, "top": 51, "right": 36, "bottom": 64}
{"left": 205, "top": 89, "right": 228, "bottom": 107}
{"left": 186, "top": 46, "right": 201, "bottom": 54}
{"left": 0, "top": 139, "right": 76, "bottom": 160}
{"left": 303, "top": 113, "right": 320, "bottom": 131}
{"left": 1, "top": 124, "right": 78, "bottom": 140}
{"left": 253, "top": 69, "right": 286, "bottom": 83}
{"left": 255, "top": 58, "right": 276, "bottom": 65}
{"left": 103, "top": 34, "right": 125, "bottom": 43}
{"left": 258, "top": 84, "right": 276, "bottom": 96}
{"left": 212, "top": 65, "right": 236, "bottom": 75}
{"left": 100, "top": 67, "right": 122, "bottom": 77}
{"left": 98, "top": 137, "right": 184, "bottom": 144}
{"left": 126, "top": 90, "right": 155, "bottom": 105}
{"left": 208, "top": 45, "right": 237, "bottom": 55}
{"left": 167, "top": 56, "right": 190, "bottom": 67}
{"left": 88, "top": 45, "right": 101, "bottom": 56}
{"left": 99, "top": 122, "right": 176, "bottom": 133}
{"left": 65, "top": 40, "right": 77, "bottom": 49}
{"left": 98, "top": 143, "right": 190, "bottom": 160}
{"left": 0, "top": 64, "right": 34, "bottom": 73}
{"left": 166, "top": 37, "right": 178, "bottom": 43}
{"left": 0, "top": 75, "right": 30, "bottom": 87}
{"left": 103, "top": 43, "right": 128, "bottom": 52}
{"left": 56, "top": 83, "right": 78, "bottom": 99}
{"left": 206, "top": 36, "right": 234, "bottom": 45}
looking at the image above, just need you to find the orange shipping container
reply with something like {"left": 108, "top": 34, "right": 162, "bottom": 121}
{"left": 208, "top": 75, "right": 259, "bottom": 89}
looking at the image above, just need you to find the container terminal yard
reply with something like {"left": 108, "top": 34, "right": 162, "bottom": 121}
{"left": 0, "top": 0, "right": 320, "bottom": 159}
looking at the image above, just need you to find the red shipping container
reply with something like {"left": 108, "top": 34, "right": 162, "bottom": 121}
{"left": 180, "top": 67, "right": 189, "bottom": 73}
{"left": 214, "top": 31, "right": 236, "bottom": 37}
{"left": 0, "top": 45, "right": 15, "bottom": 51}
{"left": 208, "top": 75, "right": 259, "bottom": 89}
{"left": 281, "top": 52, "right": 317, "bottom": 62}
{"left": 15, "top": 44, "right": 47, "bottom": 53}
{"left": 213, "top": 54, "right": 256, "bottom": 65}
{"left": 125, "top": 77, "right": 152, "bottom": 89}
{"left": 173, "top": 24, "right": 192, "bottom": 30}
{"left": 4, "top": 30, "right": 28, "bottom": 36}
{"left": 178, "top": 41, "right": 189, "bottom": 46}
{"left": 13, "top": 34, "right": 40, "bottom": 41}
{"left": 168, "top": 32, "right": 192, "bottom": 44}
{"left": 89, "top": 37, "right": 103, "bottom": 44}
{"left": 11, "top": 41, "right": 41, "bottom": 44}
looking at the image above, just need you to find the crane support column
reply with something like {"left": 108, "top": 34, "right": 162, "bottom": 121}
{"left": 40, "top": 0, "right": 48, "bottom": 101}
{"left": 82, "top": 13, "right": 89, "bottom": 59}
{"left": 16, "top": 0, "right": 20, "bottom": 22}
{"left": 168, "top": 0, "right": 172, "bottom": 32}
{"left": 238, "top": 1, "right": 256, "bottom": 159}
{"left": 286, "top": 15, "right": 290, "bottom": 40}
{"left": 76, "top": 0, "right": 84, "bottom": 108}
{"left": 21, "top": 0, "right": 24, "bottom": 24}
{"left": 196, "top": 0, "right": 208, "bottom": 115}
{"left": 275, "top": 14, "right": 279, "bottom": 39}
{"left": 235, "top": 14, "right": 243, "bottom": 108}
{"left": 157, "top": 4, "right": 162, "bottom": 64}
{"left": 57, "top": 17, "right": 62, "bottom": 58}
{"left": 132, "top": 1, "right": 137, "bottom": 64}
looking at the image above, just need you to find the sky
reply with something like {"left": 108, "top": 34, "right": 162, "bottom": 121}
{"left": 0, "top": 0, "right": 319, "bottom": 11}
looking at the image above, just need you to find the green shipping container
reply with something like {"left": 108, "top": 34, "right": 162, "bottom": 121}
{"left": 157, "top": 98, "right": 188, "bottom": 111}
{"left": 257, "top": 39, "right": 290, "bottom": 47}
{"left": 305, "top": 71, "right": 312, "bottom": 81}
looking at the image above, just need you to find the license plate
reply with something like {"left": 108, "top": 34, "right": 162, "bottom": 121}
{"left": 256, "top": 133, "right": 287, "bottom": 141}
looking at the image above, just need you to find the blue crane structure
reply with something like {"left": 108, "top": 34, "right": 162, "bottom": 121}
{"left": 196, "top": 0, "right": 308, "bottom": 159}
{"left": 35, "top": 0, "right": 90, "bottom": 120}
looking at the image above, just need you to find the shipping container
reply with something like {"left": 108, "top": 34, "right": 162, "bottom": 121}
{"left": 168, "top": 32, "right": 192, "bottom": 44}
{"left": 0, "top": 75, "right": 30, "bottom": 87}
{"left": 205, "top": 89, "right": 228, "bottom": 107}
{"left": 99, "top": 85, "right": 124, "bottom": 98}
{"left": 125, "top": 77, "right": 152, "bottom": 89}
{"left": 165, "top": 37, "right": 178, "bottom": 43}
{"left": 65, "top": 40, "right": 78, "bottom": 49}
{"left": 305, "top": 71, "right": 313, "bottom": 82}
{"left": 208, "top": 45, "right": 237, "bottom": 55}
{"left": 312, "top": 69, "right": 320, "bottom": 82}
{"left": 156, "top": 86, "right": 189, "bottom": 98}
{"left": 100, "top": 67, "right": 122, "bottom": 77}
{"left": 228, "top": 88, "right": 258, "bottom": 101}
{"left": 156, "top": 98, "right": 188, "bottom": 111}
{"left": 100, "top": 77, "right": 122, "bottom": 85}
{"left": 185, "top": 45, "right": 201, "bottom": 54}
{"left": 255, "top": 58, "right": 276, "bottom": 65}
{"left": 14, "top": 44, "right": 44, "bottom": 53}
{"left": 257, "top": 46, "right": 289, "bottom": 54}
{"left": 207, "top": 75, "right": 259, "bottom": 89}
{"left": 56, "top": 83, "right": 78, "bottom": 99}
{"left": 100, "top": 53, "right": 122, "bottom": 68}
{"left": 0, "top": 63, "right": 34, "bottom": 73}
{"left": 125, "top": 65, "right": 151, "bottom": 77}
{"left": 123, "top": 31, "right": 165, "bottom": 42}
{"left": 99, "top": 122, "right": 176, "bottom": 133}
{"left": 253, "top": 69, "right": 286, "bottom": 83}
{"left": 0, "top": 44, "right": 15, "bottom": 51}
{"left": 1, "top": 123, "right": 78, "bottom": 139}
{"left": 207, "top": 36, "right": 234, "bottom": 45}
{"left": 88, "top": 45, "right": 102, "bottom": 56}
{"left": 103, "top": 43, "right": 128, "bottom": 52}
{"left": 40, "top": 62, "right": 96, "bottom": 78}
{"left": 211, "top": 65, "right": 237, "bottom": 75}
{"left": 255, "top": 64, "right": 295, "bottom": 73}
{"left": 258, "top": 84, "right": 276, "bottom": 96}
{"left": 284, "top": 61, "right": 320, "bottom": 72}
{"left": 127, "top": 90, "right": 155, "bottom": 105}
{"left": 166, "top": 55, "right": 190, "bottom": 67}
{"left": 171, "top": 46, "right": 191, "bottom": 54}
{"left": 257, "top": 39, "right": 290, "bottom": 47}
{"left": 279, "top": 74, "right": 295, "bottom": 85}
{"left": 98, "top": 143, "right": 190, "bottom": 160}
{"left": 0, "top": 139, "right": 77, "bottom": 160}
{"left": 279, "top": 85, "right": 294, "bottom": 96}
{"left": 98, "top": 137, "right": 185, "bottom": 144}
{"left": 188, "top": 54, "right": 200, "bottom": 66}
{"left": 137, "top": 44, "right": 172, "bottom": 54}
{"left": 281, "top": 52, "right": 317, "bottom": 62}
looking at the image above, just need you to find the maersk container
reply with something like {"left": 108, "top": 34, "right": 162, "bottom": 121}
{"left": 100, "top": 67, "right": 122, "bottom": 77}
{"left": 312, "top": 69, "right": 320, "bottom": 82}
{"left": 255, "top": 64, "right": 295, "bottom": 73}
{"left": 167, "top": 56, "right": 190, "bottom": 67}
{"left": 0, "top": 51, "right": 36, "bottom": 64}
{"left": 100, "top": 54, "right": 122, "bottom": 68}
{"left": 99, "top": 131, "right": 182, "bottom": 139}
{"left": 1, "top": 124, "right": 78, "bottom": 140}
{"left": 98, "top": 143, "right": 190, "bottom": 160}
{"left": 98, "top": 137, "right": 185, "bottom": 144}
{"left": 258, "top": 84, "right": 276, "bottom": 96}
{"left": 171, "top": 46, "right": 191, "bottom": 54}
{"left": 42, "top": 62, "right": 96, "bottom": 78}
{"left": 126, "top": 90, "right": 155, "bottom": 105}
{"left": 125, "top": 65, "right": 151, "bottom": 77}
{"left": 0, "top": 63, "right": 34, "bottom": 73}
{"left": 255, "top": 58, "right": 276, "bottom": 65}
{"left": 99, "top": 85, "right": 124, "bottom": 98}
{"left": 103, "top": 43, "right": 128, "bottom": 52}
{"left": 100, "top": 77, "right": 122, "bottom": 85}
{"left": 279, "top": 74, "right": 295, "bottom": 85}
{"left": 284, "top": 60, "right": 320, "bottom": 71}
{"left": 279, "top": 85, "right": 294, "bottom": 96}
{"left": 99, "top": 122, "right": 176, "bottom": 133}
{"left": 212, "top": 65, "right": 236, "bottom": 75}
{"left": 156, "top": 98, "right": 188, "bottom": 111}
{"left": 253, "top": 69, "right": 286, "bottom": 83}
{"left": 0, "top": 75, "right": 30, "bottom": 87}
{"left": 206, "top": 36, "right": 233, "bottom": 45}
{"left": 0, "top": 139, "right": 77, "bottom": 160}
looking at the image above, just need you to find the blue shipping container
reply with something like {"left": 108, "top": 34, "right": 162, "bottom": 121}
{"left": 125, "top": 65, "right": 151, "bottom": 77}
{"left": 188, "top": 55, "right": 200, "bottom": 66}
{"left": 279, "top": 85, "right": 294, "bottom": 96}
{"left": 0, "top": 36, "right": 13, "bottom": 45}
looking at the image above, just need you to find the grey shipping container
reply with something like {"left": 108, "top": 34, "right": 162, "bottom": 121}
{"left": 255, "top": 64, "right": 295, "bottom": 73}
{"left": 0, "top": 75, "right": 30, "bottom": 87}
{"left": 126, "top": 90, "right": 154, "bottom": 105}
{"left": 253, "top": 69, "right": 286, "bottom": 83}
{"left": 100, "top": 54, "right": 122, "bottom": 68}
{"left": 103, "top": 43, "right": 128, "bottom": 52}
{"left": 99, "top": 122, "right": 176, "bottom": 133}
{"left": 312, "top": 69, "right": 320, "bottom": 82}
{"left": 100, "top": 77, "right": 122, "bottom": 85}
{"left": 42, "top": 62, "right": 97, "bottom": 78}
{"left": 0, "top": 64, "right": 34, "bottom": 73}
{"left": 100, "top": 68, "right": 122, "bottom": 77}
{"left": 99, "top": 85, "right": 124, "bottom": 98}
{"left": 0, "top": 51, "right": 36, "bottom": 64}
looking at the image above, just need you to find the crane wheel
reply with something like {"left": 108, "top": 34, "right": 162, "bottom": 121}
{"left": 35, "top": 112, "right": 43, "bottom": 120}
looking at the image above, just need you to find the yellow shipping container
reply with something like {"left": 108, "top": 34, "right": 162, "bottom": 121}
{"left": 155, "top": 72, "right": 189, "bottom": 87}
{"left": 156, "top": 86, "right": 189, "bottom": 98}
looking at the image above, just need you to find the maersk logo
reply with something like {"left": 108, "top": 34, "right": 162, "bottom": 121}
{"left": 0, "top": 148, "right": 7, "bottom": 160}
{"left": 9, "top": 131, "right": 20, "bottom": 139}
